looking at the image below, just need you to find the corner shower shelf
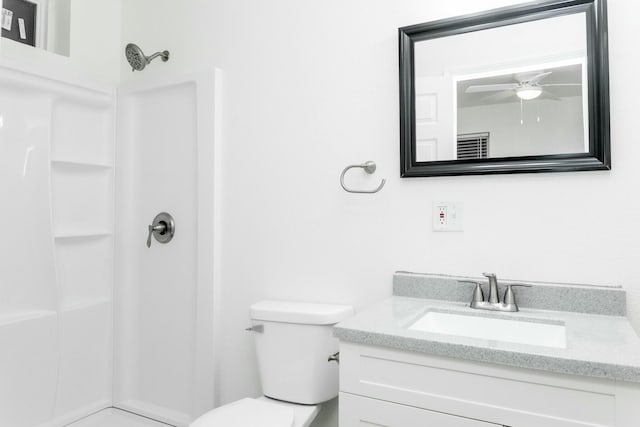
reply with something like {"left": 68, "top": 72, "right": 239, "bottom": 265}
{"left": 0, "top": 309, "right": 57, "bottom": 327}
{"left": 54, "top": 231, "right": 112, "bottom": 240}
{"left": 60, "top": 297, "right": 110, "bottom": 313}
{"left": 51, "top": 159, "right": 113, "bottom": 169}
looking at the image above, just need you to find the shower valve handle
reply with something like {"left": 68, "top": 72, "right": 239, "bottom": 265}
{"left": 146, "top": 212, "right": 175, "bottom": 248}
{"left": 146, "top": 224, "right": 166, "bottom": 248}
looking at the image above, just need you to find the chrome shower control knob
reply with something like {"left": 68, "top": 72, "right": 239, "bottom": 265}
{"left": 146, "top": 223, "right": 165, "bottom": 248}
{"left": 146, "top": 212, "right": 175, "bottom": 248}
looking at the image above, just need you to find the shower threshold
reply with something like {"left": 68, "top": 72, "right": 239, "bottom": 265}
{"left": 66, "top": 408, "right": 174, "bottom": 427}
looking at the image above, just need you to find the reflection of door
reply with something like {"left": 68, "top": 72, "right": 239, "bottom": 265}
{"left": 415, "top": 75, "right": 454, "bottom": 161}
{"left": 1, "top": 0, "right": 37, "bottom": 47}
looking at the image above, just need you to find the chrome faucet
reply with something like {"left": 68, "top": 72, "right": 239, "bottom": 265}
{"left": 460, "top": 273, "right": 531, "bottom": 312}
{"left": 484, "top": 272, "right": 500, "bottom": 304}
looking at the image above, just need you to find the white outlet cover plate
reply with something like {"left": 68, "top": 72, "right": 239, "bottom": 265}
{"left": 433, "top": 201, "right": 464, "bottom": 232}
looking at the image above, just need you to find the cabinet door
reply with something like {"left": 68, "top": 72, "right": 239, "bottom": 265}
{"left": 340, "top": 393, "right": 502, "bottom": 427}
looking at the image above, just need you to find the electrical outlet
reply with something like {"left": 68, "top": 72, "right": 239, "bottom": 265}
{"left": 433, "top": 201, "right": 464, "bottom": 232}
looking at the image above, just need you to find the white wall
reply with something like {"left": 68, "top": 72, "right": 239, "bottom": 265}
{"left": 48, "top": 0, "right": 71, "bottom": 56}
{"left": 68, "top": 0, "right": 121, "bottom": 82}
{"left": 120, "top": 1, "right": 640, "bottom": 426}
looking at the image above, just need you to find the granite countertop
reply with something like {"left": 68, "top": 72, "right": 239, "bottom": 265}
{"left": 334, "top": 272, "right": 640, "bottom": 383}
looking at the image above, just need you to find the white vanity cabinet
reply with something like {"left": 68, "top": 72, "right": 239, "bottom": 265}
{"left": 341, "top": 393, "right": 500, "bottom": 426}
{"left": 338, "top": 342, "right": 640, "bottom": 427}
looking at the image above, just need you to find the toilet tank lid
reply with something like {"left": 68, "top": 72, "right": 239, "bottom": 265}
{"left": 250, "top": 300, "right": 354, "bottom": 325}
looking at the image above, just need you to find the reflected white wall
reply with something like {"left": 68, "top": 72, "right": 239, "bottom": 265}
{"left": 458, "top": 97, "right": 585, "bottom": 157}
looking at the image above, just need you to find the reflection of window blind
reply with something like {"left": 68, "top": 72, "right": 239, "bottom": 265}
{"left": 457, "top": 133, "right": 489, "bottom": 160}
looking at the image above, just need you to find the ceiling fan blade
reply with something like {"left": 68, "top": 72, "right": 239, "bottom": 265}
{"left": 466, "top": 83, "right": 518, "bottom": 93}
{"left": 528, "top": 71, "right": 553, "bottom": 85}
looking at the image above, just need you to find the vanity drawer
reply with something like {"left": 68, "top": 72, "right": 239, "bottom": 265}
{"left": 339, "top": 343, "right": 616, "bottom": 427}
{"left": 340, "top": 393, "right": 501, "bottom": 427}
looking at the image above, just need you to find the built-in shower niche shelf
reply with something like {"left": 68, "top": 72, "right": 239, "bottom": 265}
{"left": 55, "top": 234, "right": 113, "bottom": 308}
{"left": 60, "top": 297, "right": 110, "bottom": 313}
{"left": 0, "top": 309, "right": 57, "bottom": 327}
{"left": 51, "top": 159, "right": 113, "bottom": 170}
{"left": 51, "top": 100, "right": 114, "bottom": 167}
{"left": 54, "top": 231, "right": 113, "bottom": 240}
{"left": 51, "top": 166, "right": 113, "bottom": 235}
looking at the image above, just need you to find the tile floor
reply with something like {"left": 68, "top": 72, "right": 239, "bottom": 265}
{"left": 67, "top": 409, "right": 171, "bottom": 427}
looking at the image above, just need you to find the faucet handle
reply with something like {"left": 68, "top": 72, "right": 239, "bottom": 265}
{"left": 459, "top": 280, "right": 484, "bottom": 305}
{"left": 471, "top": 283, "right": 484, "bottom": 304}
{"left": 503, "top": 284, "right": 532, "bottom": 307}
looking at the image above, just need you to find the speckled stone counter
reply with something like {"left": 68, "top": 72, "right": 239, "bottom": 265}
{"left": 334, "top": 272, "right": 640, "bottom": 382}
{"left": 393, "top": 272, "right": 627, "bottom": 315}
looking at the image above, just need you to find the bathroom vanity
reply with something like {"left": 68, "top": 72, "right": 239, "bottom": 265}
{"left": 335, "top": 272, "right": 640, "bottom": 427}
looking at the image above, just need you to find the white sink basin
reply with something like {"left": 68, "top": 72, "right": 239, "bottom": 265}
{"left": 408, "top": 311, "right": 566, "bottom": 349}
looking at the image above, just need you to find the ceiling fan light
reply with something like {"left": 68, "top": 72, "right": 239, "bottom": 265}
{"left": 516, "top": 87, "right": 542, "bottom": 100}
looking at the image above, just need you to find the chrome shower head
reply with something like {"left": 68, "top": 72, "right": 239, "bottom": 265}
{"left": 125, "top": 43, "right": 170, "bottom": 72}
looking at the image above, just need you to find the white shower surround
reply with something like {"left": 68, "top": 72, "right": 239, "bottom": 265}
{"left": 115, "top": 71, "right": 221, "bottom": 426}
{"left": 0, "top": 62, "right": 115, "bottom": 427}
{"left": 0, "top": 58, "right": 220, "bottom": 427}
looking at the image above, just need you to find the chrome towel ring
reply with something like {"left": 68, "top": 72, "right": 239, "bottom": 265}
{"left": 340, "top": 161, "right": 386, "bottom": 194}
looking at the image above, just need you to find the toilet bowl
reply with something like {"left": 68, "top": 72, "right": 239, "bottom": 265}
{"left": 189, "top": 300, "right": 353, "bottom": 427}
{"left": 190, "top": 397, "right": 319, "bottom": 427}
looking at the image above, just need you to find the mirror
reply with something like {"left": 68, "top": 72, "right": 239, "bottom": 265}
{"left": 1, "top": 0, "right": 70, "bottom": 56}
{"left": 399, "top": 0, "right": 610, "bottom": 177}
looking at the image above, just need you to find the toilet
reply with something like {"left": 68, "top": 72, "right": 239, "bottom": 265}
{"left": 190, "top": 300, "right": 354, "bottom": 427}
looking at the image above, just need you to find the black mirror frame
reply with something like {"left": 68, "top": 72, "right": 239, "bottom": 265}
{"left": 399, "top": 0, "right": 610, "bottom": 177}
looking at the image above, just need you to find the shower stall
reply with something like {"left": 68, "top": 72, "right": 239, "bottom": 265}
{"left": 0, "top": 57, "right": 220, "bottom": 427}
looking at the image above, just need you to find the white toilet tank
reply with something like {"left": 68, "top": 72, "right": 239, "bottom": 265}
{"left": 249, "top": 300, "right": 354, "bottom": 405}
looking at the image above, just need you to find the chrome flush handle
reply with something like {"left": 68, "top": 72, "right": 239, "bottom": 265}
{"left": 328, "top": 352, "right": 340, "bottom": 364}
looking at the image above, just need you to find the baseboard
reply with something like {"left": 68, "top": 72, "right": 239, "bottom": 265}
{"left": 114, "top": 400, "right": 191, "bottom": 427}
{"left": 34, "top": 400, "right": 111, "bottom": 427}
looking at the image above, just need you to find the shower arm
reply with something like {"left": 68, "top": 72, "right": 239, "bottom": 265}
{"left": 147, "top": 51, "right": 170, "bottom": 63}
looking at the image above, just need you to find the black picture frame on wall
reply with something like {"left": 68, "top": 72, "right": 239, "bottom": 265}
{"left": 399, "top": 0, "right": 610, "bottom": 177}
{"left": 1, "top": 0, "right": 37, "bottom": 47}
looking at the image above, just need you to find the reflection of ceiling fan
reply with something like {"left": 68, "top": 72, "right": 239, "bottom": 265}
{"left": 465, "top": 71, "right": 580, "bottom": 101}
